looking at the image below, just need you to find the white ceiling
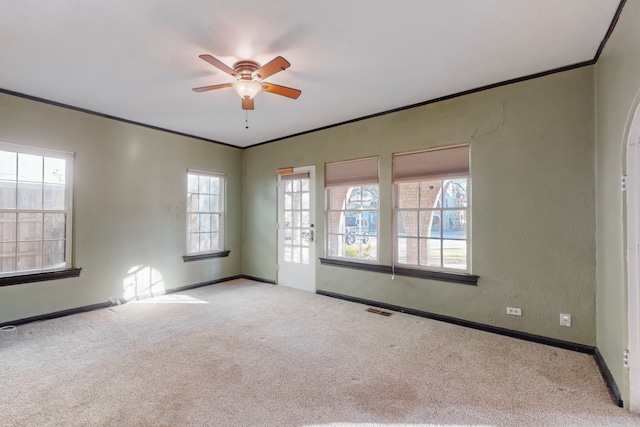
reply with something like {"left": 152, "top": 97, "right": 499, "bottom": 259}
{"left": 0, "top": 0, "right": 620, "bottom": 148}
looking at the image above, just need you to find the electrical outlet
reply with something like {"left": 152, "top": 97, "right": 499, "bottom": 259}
{"left": 506, "top": 307, "right": 521, "bottom": 316}
{"left": 560, "top": 313, "right": 571, "bottom": 327}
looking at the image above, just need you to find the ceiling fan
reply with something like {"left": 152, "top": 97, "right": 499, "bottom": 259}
{"left": 193, "top": 55, "right": 301, "bottom": 110}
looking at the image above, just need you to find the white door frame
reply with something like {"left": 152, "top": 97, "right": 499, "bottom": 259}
{"left": 627, "top": 101, "right": 640, "bottom": 412}
{"left": 277, "top": 165, "right": 316, "bottom": 292}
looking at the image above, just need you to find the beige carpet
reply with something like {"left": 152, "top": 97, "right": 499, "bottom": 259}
{"left": 1, "top": 279, "right": 639, "bottom": 427}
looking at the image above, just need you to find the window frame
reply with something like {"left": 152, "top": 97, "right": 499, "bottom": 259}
{"left": 324, "top": 157, "right": 380, "bottom": 263}
{"left": 392, "top": 144, "right": 471, "bottom": 274}
{"left": 0, "top": 141, "right": 75, "bottom": 278}
{"left": 185, "top": 169, "right": 226, "bottom": 257}
{"left": 325, "top": 184, "right": 380, "bottom": 262}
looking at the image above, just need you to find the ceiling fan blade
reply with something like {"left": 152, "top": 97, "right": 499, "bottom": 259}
{"left": 252, "top": 56, "right": 290, "bottom": 81}
{"left": 192, "top": 82, "right": 233, "bottom": 93}
{"left": 242, "top": 98, "right": 254, "bottom": 110}
{"left": 199, "top": 54, "right": 238, "bottom": 78}
{"left": 261, "top": 82, "right": 301, "bottom": 99}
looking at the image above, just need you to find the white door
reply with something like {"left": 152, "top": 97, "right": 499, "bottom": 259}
{"left": 277, "top": 166, "right": 316, "bottom": 291}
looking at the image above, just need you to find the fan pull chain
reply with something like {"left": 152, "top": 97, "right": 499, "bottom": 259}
{"left": 245, "top": 110, "right": 249, "bottom": 129}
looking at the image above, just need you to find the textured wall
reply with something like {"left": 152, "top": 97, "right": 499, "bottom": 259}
{"left": 595, "top": 0, "right": 640, "bottom": 407}
{"left": 0, "top": 93, "right": 243, "bottom": 323}
{"left": 243, "top": 66, "right": 596, "bottom": 345}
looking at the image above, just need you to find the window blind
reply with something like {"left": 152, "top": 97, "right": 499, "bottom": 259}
{"left": 392, "top": 144, "right": 469, "bottom": 182}
{"left": 279, "top": 172, "right": 309, "bottom": 180}
{"left": 325, "top": 156, "right": 378, "bottom": 187}
{"left": 187, "top": 168, "right": 226, "bottom": 178}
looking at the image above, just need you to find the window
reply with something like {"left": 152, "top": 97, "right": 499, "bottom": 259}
{"left": 281, "top": 172, "right": 312, "bottom": 264}
{"left": 187, "top": 170, "right": 225, "bottom": 255}
{"left": 393, "top": 144, "right": 470, "bottom": 272}
{"left": 325, "top": 157, "right": 379, "bottom": 261}
{"left": 0, "top": 142, "right": 74, "bottom": 276}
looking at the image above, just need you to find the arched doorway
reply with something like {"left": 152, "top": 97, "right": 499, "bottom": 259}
{"left": 627, "top": 101, "right": 640, "bottom": 412}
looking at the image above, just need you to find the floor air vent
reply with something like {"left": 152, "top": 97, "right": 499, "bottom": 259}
{"left": 365, "top": 307, "right": 393, "bottom": 317}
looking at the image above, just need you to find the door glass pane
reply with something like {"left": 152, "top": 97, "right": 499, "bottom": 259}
{"left": 282, "top": 177, "right": 311, "bottom": 265}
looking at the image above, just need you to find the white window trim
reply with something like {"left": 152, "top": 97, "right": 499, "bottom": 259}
{"left": 325, "top": 184, "right": 380, "bottom": 263}
{"left": 186, "top": 169, "right": 226, "bottom": 256}
{"left": 392, "top": 144, "right": 471, "bottom": 273}
{"left": 0, "top": 141, "right": 74, "bottom": 277}
{"left": 393, "top": 177, "right": 471, "bottom": 273}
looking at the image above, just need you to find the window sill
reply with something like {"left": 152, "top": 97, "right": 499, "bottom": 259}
{"left": 182, "top": 250, "right": 230, "bottom": 263}
{"left": 0, "top": 268, "right": 82, "bottom": 287}
{"left": 319, "top": 258, "right": 478, "bottom": 286}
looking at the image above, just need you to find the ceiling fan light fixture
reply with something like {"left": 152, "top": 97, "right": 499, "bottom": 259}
{"left": 233, "top": 79, "right": 261, "bottom": 100}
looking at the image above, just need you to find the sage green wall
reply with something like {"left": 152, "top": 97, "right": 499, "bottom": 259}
{"left": 595, "top": 0, "right": 640, "bottom": 407}
{"left": 0, "top": 93, "right": 243, "bottom": 324}
{"left": 243, "top": 66, "right": 596, "bottom": 345}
